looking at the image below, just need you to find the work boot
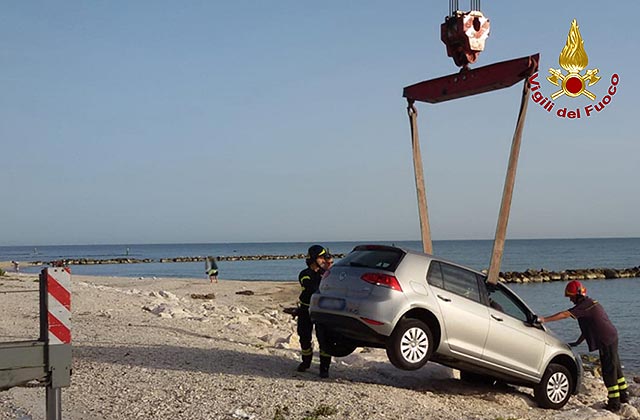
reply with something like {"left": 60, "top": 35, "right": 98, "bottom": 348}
{"left": 297, "top": 354, "right": 312, "bottom": 372}
{"left": 319, "top": 355, "right": 331, "bottom": 378}
{"left": 605, "top": 398, "right": 621, "bottom": 412}
{"left": 620, "top": 390, "right": 629, "bottom": 404}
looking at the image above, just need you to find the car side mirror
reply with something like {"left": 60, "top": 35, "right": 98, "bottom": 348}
{"left": 527, "top": 314, "right": 543, "bottom": 328}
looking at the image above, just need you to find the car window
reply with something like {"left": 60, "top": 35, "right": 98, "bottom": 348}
{"left": 426, "top": 261, "right": 444, "bottom": 288}
{"left": 486, "top": 285, "right": 529, "bottom": 322}
{"left": 335, "top": 249, "right": 403, "bottom": 271}
{"left": 440, "top": 263, "right": 481, "bottom": 302}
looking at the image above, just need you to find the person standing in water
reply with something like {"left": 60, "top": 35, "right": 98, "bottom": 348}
{"left": 206, "top": 256, "right": 219, "bottom": 283}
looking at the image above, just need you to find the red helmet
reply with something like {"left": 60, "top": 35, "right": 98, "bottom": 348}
{"left": 565, "top": 280, "right": 586, "bottom": 297}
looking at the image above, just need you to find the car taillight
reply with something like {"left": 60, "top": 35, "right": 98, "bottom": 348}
{"left": 360, "top": 317, "right": 384, "bottom": 325}
{"left": 361, "top": 273, "right": 402, "bottom": 291}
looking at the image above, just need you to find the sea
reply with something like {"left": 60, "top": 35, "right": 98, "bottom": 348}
{"left": 1, "top": 237, "right": 639, "bottom": 375}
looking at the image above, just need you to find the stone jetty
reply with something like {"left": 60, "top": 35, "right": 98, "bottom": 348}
{"left": 32, "top": 253, "right": 346, "bottom": 266}
{"left": 497, "top": 266, "right": 640, "bottom": 283}
{"left": 28, "top": 256, "right": 639, "bottom": 284}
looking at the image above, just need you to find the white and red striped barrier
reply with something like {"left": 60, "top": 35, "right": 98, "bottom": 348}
{"left": 45, "top": 267, "right": 72, "bottom": 345}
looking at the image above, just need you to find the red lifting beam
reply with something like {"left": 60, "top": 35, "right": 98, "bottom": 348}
{"left": 403, "top": 54, "right": 539, "bottom": 103}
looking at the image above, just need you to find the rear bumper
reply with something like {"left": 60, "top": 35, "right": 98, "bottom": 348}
{"left": 310, "top": 312, "right": 388, "bottom": 347}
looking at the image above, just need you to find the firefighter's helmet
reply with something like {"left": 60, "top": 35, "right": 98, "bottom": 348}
{"left": 564, "top": 280, "right": 586, "bottom": 297}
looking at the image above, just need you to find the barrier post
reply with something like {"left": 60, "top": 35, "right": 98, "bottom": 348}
{"left": 40, "top": 267, "right": 72, "bottom": 419}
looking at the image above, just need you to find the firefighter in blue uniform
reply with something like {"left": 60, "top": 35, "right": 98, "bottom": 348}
{"left": 296, "top": 245, "right": 332, "bottom": 377}
{"left": 539, "top": 280, "right": 628, "bottom": 412}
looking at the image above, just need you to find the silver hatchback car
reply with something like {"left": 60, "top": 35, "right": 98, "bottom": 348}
{"left": 310, "top": 245, "right": 583, "bottom": 409}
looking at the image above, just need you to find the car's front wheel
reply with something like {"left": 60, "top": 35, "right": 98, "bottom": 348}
{"left": 386, "top": 318, "right": 433, "bottom": 370}
{"left": 533, "top": 363, "right": 573, "bottom": 409}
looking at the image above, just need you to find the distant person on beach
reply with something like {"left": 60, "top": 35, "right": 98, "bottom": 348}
{"left": 11, "top": 261, "right": 19, "bottom": 272}
{"left": 296, "top": 244, "right": 333, "bottom": 378}
{"left": 206, "top": 256, "right": 219, "bottom": 283}
{"left": 539, "top": 280, "right": 628, "bottom": 412}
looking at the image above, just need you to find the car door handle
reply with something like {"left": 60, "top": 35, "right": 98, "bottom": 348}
{"left": 491, "top": 314, "right": 503, "bottom": 322}
{"left": 437, "top": 295, "right": 451, "bottom": 302}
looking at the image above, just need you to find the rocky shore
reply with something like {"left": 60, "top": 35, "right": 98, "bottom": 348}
{"left": 1, "top": 272, "right": 640, "bottom": 419}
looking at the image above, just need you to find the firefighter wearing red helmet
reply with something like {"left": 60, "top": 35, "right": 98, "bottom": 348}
{"left": 539, "top": 280, "right": 628, "bottom": 412}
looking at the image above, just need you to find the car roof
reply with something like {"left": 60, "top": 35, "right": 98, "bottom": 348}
{"left": 353, "top": 244, "right": 488, "bottom": 278}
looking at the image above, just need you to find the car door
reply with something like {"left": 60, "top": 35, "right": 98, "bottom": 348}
{"left": 427, "top": 261, "right": 490, "bottom": 359}
{"left": 481, "top": 283, "right": 546, "bottom": 377}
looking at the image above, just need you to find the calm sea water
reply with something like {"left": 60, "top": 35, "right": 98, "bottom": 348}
{"left": 3, "top": 238, "right": 639, "bottom": 281}
{"left": 1, "top": 238, "right": 639, "bottom": 374}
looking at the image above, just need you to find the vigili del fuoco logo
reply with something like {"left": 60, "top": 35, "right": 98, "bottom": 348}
{"left": 529, "top": 19, "right": 619, "bottom": 119}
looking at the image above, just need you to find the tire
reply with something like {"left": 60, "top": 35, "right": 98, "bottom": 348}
{"left": 320, "top": 328, "right": 358, "bottom": 357}
{"left": 534, "top": 363, "right": 573, "bottom": 409}
{"left": 386, "top": 318, "right": 434, "bottom": 370}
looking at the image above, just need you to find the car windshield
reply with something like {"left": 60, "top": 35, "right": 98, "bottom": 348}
{"left": 335, "top": 247, "right": 404, "bottom": 271}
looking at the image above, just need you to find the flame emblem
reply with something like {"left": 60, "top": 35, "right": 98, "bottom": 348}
{"left": 547, "top": 19, "right": 600, "bottom": 100}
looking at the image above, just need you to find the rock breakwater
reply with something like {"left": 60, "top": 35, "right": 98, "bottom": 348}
{"left": 32, "top": 253, "right": 346, "bottom": 266}
{"left": 498, "top": 266, "right": 640, "bottom": 283}
{"left": 27, "top": 257, "right": 640, "bottom": 284}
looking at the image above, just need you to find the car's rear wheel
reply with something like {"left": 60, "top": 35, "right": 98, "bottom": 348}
{"left": 386, "top": 318, "right": 433, "bottom": 370}
{"left": 319, "top": 327, "right": 358, "bottom": 357}
{"left": 534, "top": 363, "right": 573, "bottom": 409}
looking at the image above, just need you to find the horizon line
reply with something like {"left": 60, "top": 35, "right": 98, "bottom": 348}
{"left": 2, "top": 235, "right": 639, "bottom": 248}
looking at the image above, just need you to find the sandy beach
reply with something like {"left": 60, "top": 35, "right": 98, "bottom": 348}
{"left": 1, "top": 270, "right": 639, "bottom": 420}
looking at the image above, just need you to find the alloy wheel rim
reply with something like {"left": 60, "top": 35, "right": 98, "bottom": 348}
{"left": 400, "top": 327, "right": 429, "bottom": 363}
{"left": 546, "top": 371, "right": 570, "bottom": 404}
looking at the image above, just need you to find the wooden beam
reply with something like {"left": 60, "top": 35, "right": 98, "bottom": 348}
{"left": 486, "top": 79, "right": 532, "bottom": 284}
{"left": 408, "top": 101, "right": 433, "bottom": 254}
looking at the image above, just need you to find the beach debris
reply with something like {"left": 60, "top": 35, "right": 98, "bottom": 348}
{"left": 257, "top": 332, "right": 291, "bottom": 348}
{"left": 142, "top": 303, "right": 190, "bottom": 319}
{"left": 229, "top": 305, "right": 250, "bottom": 314}
{"left": 231, "top": 408, "right": 255, "bottom": 420}
{"left": 190, "top": 292, "right": 216, "bottom": 300}
{"left": 148, "top": 290, "right": 178, "bottom": 300}
{"left": 235, "top": 290, "right": 254, "bottom": 296}
{"left": 96, "top": 310, "right": 112, "bottom": 319}
{"left": 619, "top": 404, "right": 640, "bottom": 419}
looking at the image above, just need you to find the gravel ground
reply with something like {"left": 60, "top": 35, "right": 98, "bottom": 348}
{"left": 1, "top": 272, "right": 639, "bottom": 420}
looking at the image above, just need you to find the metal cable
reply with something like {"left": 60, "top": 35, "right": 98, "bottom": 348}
{"left": 449, "top": 0, "right": 459, "bottom": 15}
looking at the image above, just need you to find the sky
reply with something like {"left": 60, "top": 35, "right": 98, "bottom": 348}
{"left": 1, "top": 1, "right": 638, "bottom": 246}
